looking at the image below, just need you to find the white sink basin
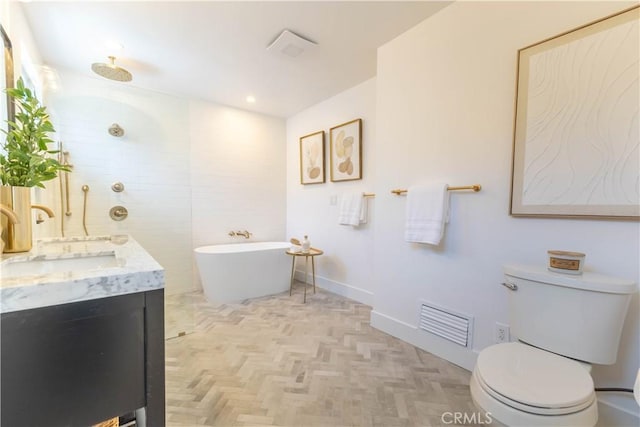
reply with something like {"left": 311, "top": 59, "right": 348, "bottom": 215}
{"left": 1, "top": 252, "right": 119, "bottom": 280}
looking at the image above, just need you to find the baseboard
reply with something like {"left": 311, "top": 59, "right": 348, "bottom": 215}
{"left": 370, "top": 309, "right": 478, "bottom": 371}
{"left": 597, "top": 394, "right": 640, "bottom": 425}
{"left": 293, "top": 270, "right": 374, "bottom": 306}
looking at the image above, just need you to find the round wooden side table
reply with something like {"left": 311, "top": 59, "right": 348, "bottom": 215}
{"left": 285, "top": 248, "right": 323, "bottom": 303}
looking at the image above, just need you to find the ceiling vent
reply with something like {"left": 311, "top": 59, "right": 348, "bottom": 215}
{"left": 267, "top": 29, "right": 317, "bottom": 58}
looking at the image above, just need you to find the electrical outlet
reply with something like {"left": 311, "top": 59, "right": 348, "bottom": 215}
{"left": 495, "top": 322, "right": 510, "bottom": 344}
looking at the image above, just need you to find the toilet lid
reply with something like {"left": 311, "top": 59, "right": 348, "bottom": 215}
{"left": 476, "top": 342, "right": 594, "bottom": 410}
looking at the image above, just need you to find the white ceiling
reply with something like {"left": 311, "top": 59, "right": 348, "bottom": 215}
{"left": 20, "top": 1, "right": 450, "bottom": 118}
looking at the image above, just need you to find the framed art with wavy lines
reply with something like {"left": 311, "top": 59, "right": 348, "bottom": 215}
{"left": 510, "top": 6, "right": 639, "bottom": 219}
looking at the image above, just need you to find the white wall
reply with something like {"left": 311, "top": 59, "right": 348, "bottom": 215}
{"left": 372, "top": 0, "right": 639, "bottom": 416}
{"left": 286, "top": 78, "right": 376, "bottom": 304}
{"left": 189, "top": 100, "right": 287, "bottom": 252}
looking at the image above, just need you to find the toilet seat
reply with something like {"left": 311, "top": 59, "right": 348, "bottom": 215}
{"left": 475, "top": 342, "right": 595, "bottom": 415}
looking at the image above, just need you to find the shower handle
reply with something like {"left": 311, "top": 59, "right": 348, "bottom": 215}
{"left": 109, "top": 205, "right": 129, "bottom": 221}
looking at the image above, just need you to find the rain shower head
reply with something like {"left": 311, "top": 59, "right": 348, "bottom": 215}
{"left": 91, "top": 56, "right": 132, "bottom": 82}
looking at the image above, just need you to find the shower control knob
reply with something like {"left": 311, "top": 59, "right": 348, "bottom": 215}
{"left": 109, "top": 206, "right": 129, "bottom": 221}
{"left": 111, "top": 182, "right": 125, "bottom": 192}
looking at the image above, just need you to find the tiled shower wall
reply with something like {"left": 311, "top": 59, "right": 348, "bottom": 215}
{"left": 38, "top": 71, "right": 193, "bottom": 294}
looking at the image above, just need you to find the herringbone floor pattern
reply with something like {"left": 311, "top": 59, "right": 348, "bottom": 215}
{"left": 165, "top": 286, "right": 485, "bottom": 427}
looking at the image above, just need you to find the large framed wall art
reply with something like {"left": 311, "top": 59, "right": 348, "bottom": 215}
{"left": 510, "top": 6, "right": 639, "bottom": 219}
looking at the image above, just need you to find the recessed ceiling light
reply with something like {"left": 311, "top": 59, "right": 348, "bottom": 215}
{"left": 246, "top": 96, "right": 256, "bottom": 104}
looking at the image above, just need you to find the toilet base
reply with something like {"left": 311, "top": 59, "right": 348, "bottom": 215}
{"left": 470, "top": 368, "right": 598, "bottom": 427}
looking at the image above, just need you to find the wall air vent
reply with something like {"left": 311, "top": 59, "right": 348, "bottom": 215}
{"left": 419, "top": 302, "right": 473, "bottom": 348}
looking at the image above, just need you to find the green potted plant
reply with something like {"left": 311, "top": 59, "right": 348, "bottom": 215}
{"left": 0, "top": 77, "right": 69, "bottom": 252}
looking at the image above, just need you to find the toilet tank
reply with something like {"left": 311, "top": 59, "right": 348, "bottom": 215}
{"left": 503, "top": 264, "right": 636, "bottom": 365}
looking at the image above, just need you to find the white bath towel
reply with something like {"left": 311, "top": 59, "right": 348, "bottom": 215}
{"left": 338, "top": 193, "right": 368, "bottom": 226}
{"left": 404, "top": 183, "right": 450, "bottom": 245}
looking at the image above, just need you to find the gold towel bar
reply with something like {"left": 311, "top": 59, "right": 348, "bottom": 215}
{"left": 391, "top": 185, "right": 482, "bottom": 195}
{"left": 363, "top": 193, "right": 376, "bottom": 197}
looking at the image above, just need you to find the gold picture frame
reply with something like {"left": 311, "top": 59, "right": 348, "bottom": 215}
{"left": 510, "top": 6, "right": 639, "bottom": 220}
{"left": 299, "top": 130, "right": 325, "bottom": 185}
{"left": 330, "top": 118, "right": 362, "bottom": 182}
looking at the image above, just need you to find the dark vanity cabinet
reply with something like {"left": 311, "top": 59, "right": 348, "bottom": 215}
{"left": 0, "top": 289, "right": 164, "bottom": 427}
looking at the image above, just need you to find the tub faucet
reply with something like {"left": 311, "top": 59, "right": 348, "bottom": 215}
{"left": 236, "top": 230, "right": 252, "bottom": 239}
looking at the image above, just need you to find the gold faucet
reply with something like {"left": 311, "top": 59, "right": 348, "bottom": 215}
{"left": 235, "top": 230, "right": 252, "bottom": 239}
{"left": 0, "top": 204, "right": 19, "bottom": 224}
{"left": 32, "top": 204, "right": 55, "bottom": 218}
{"left": 32, "top": 205, "right": 55, "bottom": 225}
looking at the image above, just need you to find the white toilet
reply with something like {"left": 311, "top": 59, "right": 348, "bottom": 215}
{"left": 470, "top": 264, "right": 636, "bottom": 427}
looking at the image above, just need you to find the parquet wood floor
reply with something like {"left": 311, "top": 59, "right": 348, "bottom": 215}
{"left": 165, "top": 286, "right": 486, "bottom": 427}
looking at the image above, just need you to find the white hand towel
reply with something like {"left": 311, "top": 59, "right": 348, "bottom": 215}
{"left": 404, "top": 183, "right": 450, "bottom": 245}
{"left": 338, "top": 193, "right": 367, "bottom": 226}
{"left": 358, "top": 196, "right": 368, "bottom": 225}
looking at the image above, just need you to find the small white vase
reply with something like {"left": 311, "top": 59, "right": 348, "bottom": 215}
{"left": 301, "top": 235, "right": 311, "bottom": 253}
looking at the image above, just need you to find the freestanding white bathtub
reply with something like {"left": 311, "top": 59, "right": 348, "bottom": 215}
{"left": 194, "top": 241, "right": 291, "bottom": 303}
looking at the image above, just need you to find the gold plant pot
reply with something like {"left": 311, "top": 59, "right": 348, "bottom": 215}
{"left": 1, "top": 186, "right": 33, "bottom": 253}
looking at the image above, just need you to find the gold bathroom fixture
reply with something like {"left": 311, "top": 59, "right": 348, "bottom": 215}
{"left": 0, "top": 204, "right": 18, "bottom": 224}
{"left": 0, "top": 204, "right": 18, "bottom": 253}
{"left": 0, "top": 186, "right": 56, "bottom": 253}
{"left": 58, "top": 147, "right": 73, "bottom": 218}
{"left": 391, "top": 185, "right": 482, "bottom": 195}
{"left": 363, "top": 193, "right": 375, "bottom": 197}
{"left": 1, "top": 187, "right": 32, "bottom": 252}
{"left": 237, "top": 230, "right": 252, "bottom": 238}
{"left": 32, "top": 204, "right": 55, "bottom": 218}
{"left": 91, "top": 56, "right": 133, "bottom": 82}
{"left": 230, "top": 230, "right": 252, "bottom": 239}
{"left": 32, "top": 204, "right": 55, "bottom": 227}
{"left": 111, "top": 182, "right": 125, "bottom": 192}
{"left": 33, "top": 205, "right": 54, "bottom": 225}
{"left": 82, "top": 185, "right": 90, "bottom": 235}
{"left": 64, "top": 157, "right": 72, "bottom": 216}
{"left": 57, "top": 143, "right": 73, "bottom": 236}
{"left": 109, "top": 205, "right": 128, "bottom": 222}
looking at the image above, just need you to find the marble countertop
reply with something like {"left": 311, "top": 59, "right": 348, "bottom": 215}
{"left": 0, "top": 235, "right": 164, "bottom": 314}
